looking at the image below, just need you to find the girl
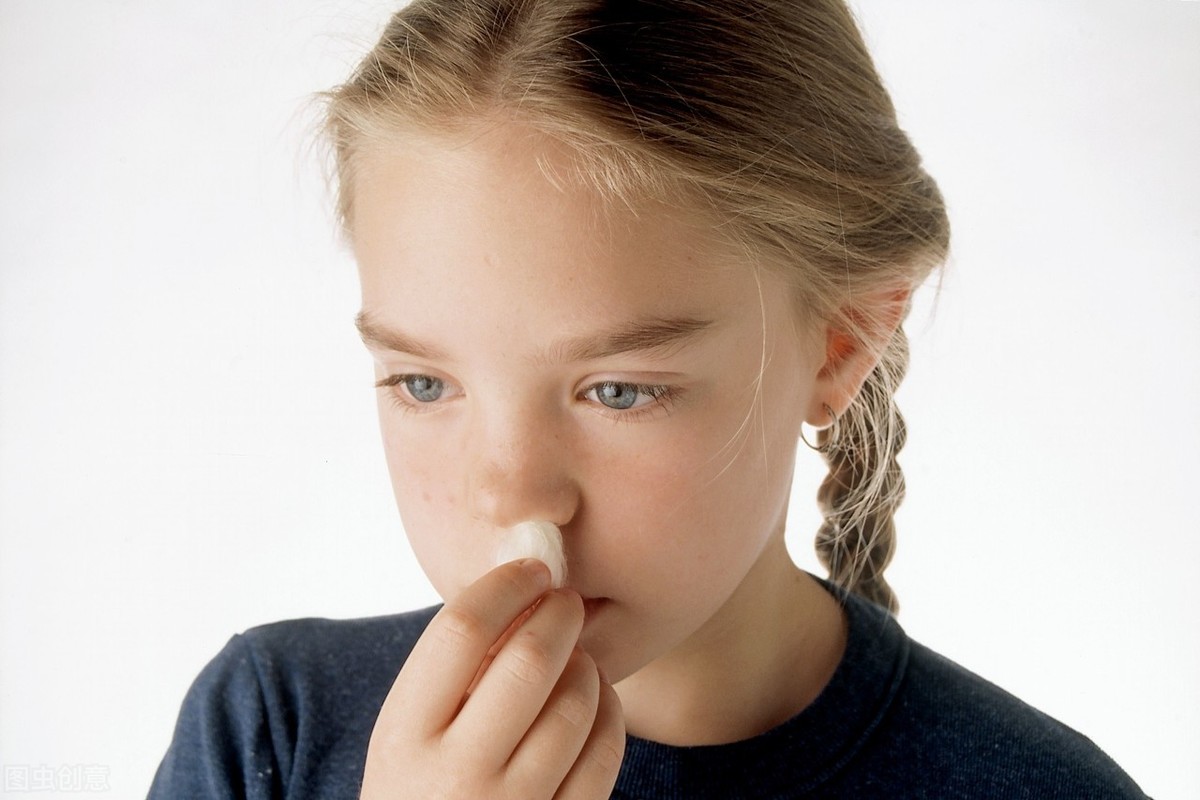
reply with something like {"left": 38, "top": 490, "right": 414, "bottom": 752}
{"left": 149, "top": 1, "right": 1149, "bottom": 797}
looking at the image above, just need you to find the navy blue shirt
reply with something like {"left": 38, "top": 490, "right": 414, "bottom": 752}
{"left": 148, "top": 582, "right": 1149, "bottom": 798}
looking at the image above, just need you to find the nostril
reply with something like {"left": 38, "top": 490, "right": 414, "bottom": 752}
{"left": 495, "top": 520, "right": 567, "bottom": 588}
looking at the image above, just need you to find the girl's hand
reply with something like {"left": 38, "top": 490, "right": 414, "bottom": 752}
{"left": 360, "top": 559, "right": 626, "bottom": 800}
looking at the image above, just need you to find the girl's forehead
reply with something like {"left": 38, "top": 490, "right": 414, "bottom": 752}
{"left": 354, "top": 120, "right": 723, "bottom": 245}
{"left": 351, "top": 123, "right": 754, "bottom": 312}
{"left": 350, "top": 136, "right": 814, "bottom": 366}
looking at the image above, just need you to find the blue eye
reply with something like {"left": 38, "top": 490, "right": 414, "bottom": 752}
{"left": 593, "top": 382, "right": 640, "bottom": 410}
{"left": 375, "top": 373, "right": 457, "bottom": 413}
{"left": 585, "top": 381, "right": 680, "bottom": 413}
{"left": 402, "top": 375, "right": 443, "bottom": 402}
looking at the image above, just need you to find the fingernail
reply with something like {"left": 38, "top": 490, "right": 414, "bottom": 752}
{"left": 518, "top": 558, "right": 552, "bottom": 589}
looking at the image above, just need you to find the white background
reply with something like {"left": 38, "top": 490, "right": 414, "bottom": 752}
{"left": 1, "top": 1, "right": 1196, "bottom": 798}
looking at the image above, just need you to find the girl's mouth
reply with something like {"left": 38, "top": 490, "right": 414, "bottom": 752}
{"left": 582, "top": 596, "right": 610, "bottom": 623}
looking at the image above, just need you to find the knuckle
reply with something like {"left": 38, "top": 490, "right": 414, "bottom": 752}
{"left": 588, "top": 730, "right": 626, "bottom": 776}
{"left": 503, "top": 632, "right": 557, "bottom": 686}
{"left": 434, "top": 606, "right": 487, "bottom": 653}
{"left": 551, "top": 689, "right": 597, "bottom": 731}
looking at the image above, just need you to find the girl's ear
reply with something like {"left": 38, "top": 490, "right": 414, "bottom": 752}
{"left": 806, "top": 286, "right": 911, "bottom": 426}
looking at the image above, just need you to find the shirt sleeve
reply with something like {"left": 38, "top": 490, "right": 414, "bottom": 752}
{"left": 147, "top": 634, "right": 285, "bottom": 800}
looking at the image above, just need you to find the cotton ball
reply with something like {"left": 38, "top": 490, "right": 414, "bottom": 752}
{"left": 495, "top": 520, "right": 567, "bottom": 589}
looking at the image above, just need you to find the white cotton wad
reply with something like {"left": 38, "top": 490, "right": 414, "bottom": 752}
{"left": 495, "top": 520, "right": 567, "bottom": 589}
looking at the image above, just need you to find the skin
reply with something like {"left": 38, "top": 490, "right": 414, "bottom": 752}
{"left": 352, "top": 118, "right": 902, "bottom": 799}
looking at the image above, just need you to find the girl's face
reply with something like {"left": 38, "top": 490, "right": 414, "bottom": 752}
{"left": 352, "top": 121, "right": 828, "bottom": 682}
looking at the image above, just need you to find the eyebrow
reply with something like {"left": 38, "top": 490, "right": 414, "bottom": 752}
{"left": 355, "top": 310, "right": 714, "bottom": 363}
{"left": 356, "top": 312, "right": 450, "bottom": 360}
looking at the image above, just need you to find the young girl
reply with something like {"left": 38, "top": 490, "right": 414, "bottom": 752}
{"left": 149, "top": 1, "right": 1149, "bottom": 797}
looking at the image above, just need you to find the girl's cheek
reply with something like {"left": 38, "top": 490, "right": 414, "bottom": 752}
{"left": 380, "top": 432, "right": 459, "bottom": 551}
{"left": 392, "top": 455, "right": 457, "bottom": 515}
{"left": 390, "top": 464, "right": 477, "bottom": 600}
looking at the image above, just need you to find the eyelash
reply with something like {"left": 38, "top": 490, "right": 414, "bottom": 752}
{"left": 374, "top": 374, "right": 443, "bottom": 415}
{"left": 374, "top": 374, "right": 682, "bottom": 420}
{"left": 590, "top": 382, "right": 681, "bottom": 420}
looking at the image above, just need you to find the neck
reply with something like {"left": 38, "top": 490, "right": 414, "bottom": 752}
{"left": 614, "top": 538, "right": 848, "bottom": 745}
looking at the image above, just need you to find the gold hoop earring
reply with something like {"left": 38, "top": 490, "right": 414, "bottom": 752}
{"left": 799, "top": 403, "right": 840, "bottom": 453}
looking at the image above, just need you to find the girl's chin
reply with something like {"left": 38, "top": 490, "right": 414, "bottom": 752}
{"left": 578, "top": 599, "right": 655, "bottom": 684}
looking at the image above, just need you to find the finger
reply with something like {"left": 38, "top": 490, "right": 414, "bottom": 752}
{"left": 554, "top": 677, "right": 626, "bottom": 800}
{"left": 383, "top": 558, "right": 552, "bottom": 737}
{"left": 503, "top": 648, "right": 600, "bottom": 797}
{"left": 464, "top": 601, "right": 538, "bottom": 698}
{"left": 447, "top": 589, "right": 584, "bottom": 764}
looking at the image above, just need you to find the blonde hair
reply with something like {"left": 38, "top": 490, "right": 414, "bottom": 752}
{"left": 322, "top": 0, "right": 950, "bottom": 614}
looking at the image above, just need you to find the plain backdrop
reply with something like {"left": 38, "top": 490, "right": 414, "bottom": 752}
{"left": 1, "top": 1, "right": 1197, "bottom": 798}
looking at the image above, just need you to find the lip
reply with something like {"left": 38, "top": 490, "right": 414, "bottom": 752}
{"left": 581, "top": 596, "right": 609, "bottom": 622}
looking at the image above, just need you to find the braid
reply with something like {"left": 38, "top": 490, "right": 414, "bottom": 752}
{"left": 814, "top": 328, "right": 910, "bottom": 615}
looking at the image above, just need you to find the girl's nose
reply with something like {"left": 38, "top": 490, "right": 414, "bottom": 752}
{"left": 464, "top": 409, "right": 579, "bottom": 530}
